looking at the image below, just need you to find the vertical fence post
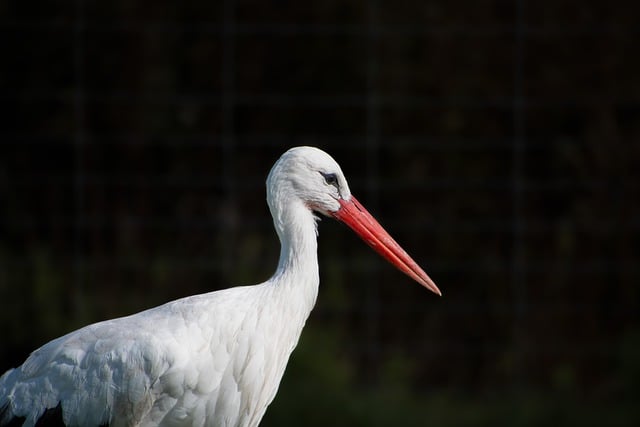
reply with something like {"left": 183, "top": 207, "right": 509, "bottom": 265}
{"left": 73, "top": 0, "right": 87, "bottom": 325}
{"left": 511, "top": 0, "right": 527, "bottom": 390}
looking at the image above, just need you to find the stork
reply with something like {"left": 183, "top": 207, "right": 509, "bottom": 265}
{"left": 0, "top": 146, "right": 440, "bottom": 427}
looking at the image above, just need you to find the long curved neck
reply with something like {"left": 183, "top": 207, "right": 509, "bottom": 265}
{"left": 269, "top": 196, "right": 320, "bottom": 311}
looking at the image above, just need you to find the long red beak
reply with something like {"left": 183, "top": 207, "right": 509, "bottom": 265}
{"left": 331, "top": 196, "right": 441, "bottom": 296}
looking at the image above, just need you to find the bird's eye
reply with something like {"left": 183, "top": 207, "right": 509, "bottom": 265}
{"left": 321, "top": 172, "right": 338, "bottom": 187}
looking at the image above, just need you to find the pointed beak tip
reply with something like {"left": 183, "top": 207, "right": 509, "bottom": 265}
{"left": 337, "top": 195, "right": 443, "bottom": 298}
{"left": 424, "top": 281, "right": 442, "bottom": 297}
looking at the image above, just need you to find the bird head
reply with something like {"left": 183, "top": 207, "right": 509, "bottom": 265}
{"left": 267, "top": 146, "right": 441, "bottom": 296}
{"left": 267, "top": 146, "right": 351, "bottom": 216}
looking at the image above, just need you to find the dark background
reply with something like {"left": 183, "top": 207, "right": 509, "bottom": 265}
{"left": 1, "top": 1, "right": 639, "bottom": 425}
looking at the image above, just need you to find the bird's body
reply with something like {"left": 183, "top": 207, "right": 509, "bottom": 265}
{"left": 1, "top": 282, "right": 315, "bottom": 427}
{"left": 1, "top": 147, "right": 440, "bottom": 427}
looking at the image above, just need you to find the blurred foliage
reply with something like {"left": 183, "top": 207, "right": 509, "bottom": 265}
{"left": 263, "top": 324, "right": 640, "bottom": 427}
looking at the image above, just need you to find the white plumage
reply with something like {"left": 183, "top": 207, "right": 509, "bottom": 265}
{"left": 0, "top": 147, "right": 440, "bottom": 427}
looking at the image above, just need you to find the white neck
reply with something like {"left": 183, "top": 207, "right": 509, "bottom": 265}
{"left": 268, "top": 196, "right": 320, "bottom": 314}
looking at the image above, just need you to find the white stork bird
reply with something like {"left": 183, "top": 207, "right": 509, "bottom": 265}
{"left": 0, "top": 146, "right": 440, "bottom": 427}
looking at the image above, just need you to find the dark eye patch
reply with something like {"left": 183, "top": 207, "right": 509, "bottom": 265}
{"left": 320, "top": 172, "right": 338, "bottom": 187}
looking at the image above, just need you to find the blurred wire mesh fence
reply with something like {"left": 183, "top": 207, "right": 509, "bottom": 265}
{"left": 1, "top": 0, "right": 639, "bottom": 425}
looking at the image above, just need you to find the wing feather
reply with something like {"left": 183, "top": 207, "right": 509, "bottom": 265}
{"left": 0, "top": 285, "right": 290, "bottom": 427}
